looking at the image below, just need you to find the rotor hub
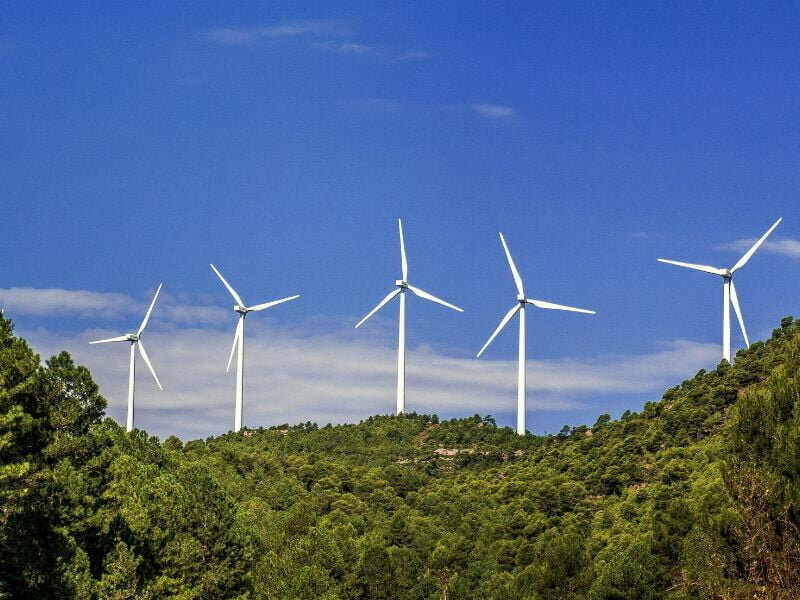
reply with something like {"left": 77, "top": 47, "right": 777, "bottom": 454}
{"left": 396, "top": 280, "right": 408, "bottom": 289}
{"left": 234, "top": 305, "right": 248, "bottom": 314}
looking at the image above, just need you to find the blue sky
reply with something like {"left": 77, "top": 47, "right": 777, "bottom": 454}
{"left": 2, "top": 3, "right": 800, "bottom": 439}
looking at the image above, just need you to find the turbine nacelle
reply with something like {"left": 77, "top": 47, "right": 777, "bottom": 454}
{"left": 477, "top": 232, "right": 595, "bottom": 436}
{"left": 209, "top": 263, "right": 300, "bottom": 432}
{"left": 355, "top": 219, "right": 463, "bottom": 416}
{"left": 88, "top": 283, "right": 164, "bottom": 432}
{"left": 657, "top": 217, "right": 782, "bottom": 361}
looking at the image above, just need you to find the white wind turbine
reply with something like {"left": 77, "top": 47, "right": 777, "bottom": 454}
{"left": 90, "top": 284, "right": 163, "bottom": 432}
{"left": 658, "top": 217, "right": 782, "bottom": 363}
{"left": 477, "top": 234, "right": 595, "bottom": 436}
{"left": 210, "top": 264, "right": 299, "bottom": 432}
{"left": 355, "top": 219, "right": 463, "bottom": 415}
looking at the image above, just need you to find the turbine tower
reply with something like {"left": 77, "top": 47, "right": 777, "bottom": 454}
{"left": 90, "top": 284, "right": 163, "bottom": 432}
{"left": 477, "top": 234, "right": 595, "bottom": 436}
{"left": 210, "top": 264, "right": 299, "bottom": 432}
{"left": 355, "top": 219, "right": 463, "bottom": 415}
{"left": 658, "top": 217, "right": 781, "bottom": 363}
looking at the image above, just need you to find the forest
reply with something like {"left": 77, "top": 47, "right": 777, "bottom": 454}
{"left": 2, "top": 313, "right": 800, "bottom": 599}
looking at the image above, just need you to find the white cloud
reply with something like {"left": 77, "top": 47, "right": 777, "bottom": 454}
{"left": 20, "top": 314, "right": 719, "bottom": 441}
{"left": 199, "top": 20, "right": 428, "bottom": 62}
{"left": 201, "top": 20, "right": 341, "bottom": 46}
{"left": 0, "top": 287, "right": 227, "bottom": 326}
{"left": 471, "top": 104, "right": 516, "bottom": 119}
{"left": 313, "top": 40, "right": 377, "bottom": 55}
{"left": 717, "top": 237, "right": 800, "bottom": 260}
{"left": 0, "top": 287, "right": 137, "bottom": 319}
{"left": 160, "top": 303, "right": 228, "bottom": 326}
{"left": 2, "top": 287, "right": 721, "bottom": 440}
{"left": 630, "top": 231, "right": 658, "bottom": 240}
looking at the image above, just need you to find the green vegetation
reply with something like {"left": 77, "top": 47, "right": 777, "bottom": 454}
{"left": 2, "top": 313, "right": 800, "bottom": 598}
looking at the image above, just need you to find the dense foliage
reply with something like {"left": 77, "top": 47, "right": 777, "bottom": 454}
{"left": 2, "top": 313, "right": 800, "bottom": 598}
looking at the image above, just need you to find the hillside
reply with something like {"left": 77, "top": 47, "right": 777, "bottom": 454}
{"left": 2, "top": 314, "right": 800, "bottom": 599}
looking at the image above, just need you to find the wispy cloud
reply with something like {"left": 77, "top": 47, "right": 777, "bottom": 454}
{"left": 199, "top": 19, "right": 428, "bottom": 62}
{"left": 161, "top": 303, "right": 228, "bottom": 327}
{"left": 8, "top": 286, "right": 719, "bottom": 440}
{"left": 470, "top": 104, "right": 516, "bottom": 119}
{"left": 716, "top": 237, "right": 800, "bottom": 260}
{"left": 313, "top": 40, "right": 377, "bottom": 55}
{"left": 11, "top": 300, "right": 717, "bottom": 440}
{"left": 200, "top": 20, "right": 341, "bottom": 46}
{"left": 0, "top": 287, "right": 226, "bottom": 325}
{"left": 0, "top": 287, "right": 137, "bottom": 319}
{"left": 630, "top": 231, "right": 659, "bottom": 240}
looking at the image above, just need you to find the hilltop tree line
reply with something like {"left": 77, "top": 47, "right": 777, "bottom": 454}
{"left": 2, "top": 313, "right": 800, "bottom": 599}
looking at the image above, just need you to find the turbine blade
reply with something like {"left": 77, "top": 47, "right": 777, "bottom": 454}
{"left": 499, "top": 233, "right": 524, "bottom": 296}
{"left": 730, "top": 217, "right": 782, "bottom": 273}
{"left": 138, "top": 283, "right": 163, "bottom": 335}
{"left": 729, "top": 280, "right": 750, "bottom": 347}
{"left": 89, "top": 335, "right": 128, "bottom": 344}
{"left": 248, "top": 295, "right": 300, "bottom": 312}
{"left": 657, "top": 259, "right": 725, "bottom": 276}
{"left": 227, "top": 318, "right": 242, "bottom": 372}
{"left": 399, "top": 219, "right": 408, "bottom": 280}
{"left": 137, "top": 342, "right": 162, "bottom": 390}
{"left": 477, "top": 304, "right": 521, "bottom": 357}
{"left": 210, "top": 264, "right": 244, "bottom": 306}
{"left": 526, "top": 298, "right": 596, "bottom": 314}
{"left": 406, "top": 284, "right": 463, "bottom": 312}
{"left": 355, "top": 288, "right": 401, "bottom": 328}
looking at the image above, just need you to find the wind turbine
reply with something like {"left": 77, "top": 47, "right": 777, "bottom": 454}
{"left": 658, "top": 217, "right": 782, "bottom": 363}
{"left": 90, "top": 284, "right": 163, "bottom": 432}
{"left": 210, "top": 264, "right": 299, "bottom": 432}
{"left": 477, "top": 234, "right": 595, "bottom": 436}
{"left": 355, "top": 219, "right": 463, "bottom": 415}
